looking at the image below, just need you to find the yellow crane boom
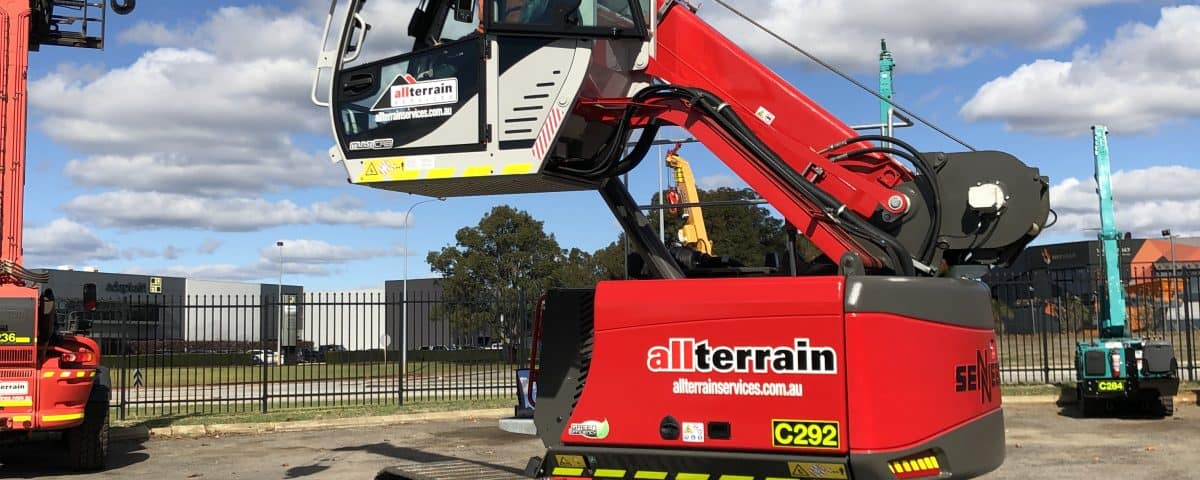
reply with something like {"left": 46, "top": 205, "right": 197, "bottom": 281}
{"left": 665, "top": 147, "right": 712, "bottom": 255}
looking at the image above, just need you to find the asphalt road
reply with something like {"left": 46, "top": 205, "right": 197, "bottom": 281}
{"left": 2, "top": 401, "right": 1197, "bottom": 479}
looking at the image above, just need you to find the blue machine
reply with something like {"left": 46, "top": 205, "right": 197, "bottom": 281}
{"left": 1074, "top": 125, "right": 1178, "bottom": 417}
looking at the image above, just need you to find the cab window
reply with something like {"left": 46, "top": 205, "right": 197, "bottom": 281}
{"left": 489, "top": 0, "right": 646, "bottom": 36}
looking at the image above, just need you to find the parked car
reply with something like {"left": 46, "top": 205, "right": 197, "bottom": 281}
{"left": 247, "top": 349, "right": 277, "bottom": 364}
{"left": 299, "top": 349, "right": 323, "bottom": 363}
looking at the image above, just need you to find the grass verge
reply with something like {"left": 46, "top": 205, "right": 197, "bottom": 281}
{"left": 112, "top": 397, "right": 512, "bottom": 428}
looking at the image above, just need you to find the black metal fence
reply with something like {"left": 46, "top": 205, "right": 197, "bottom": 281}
{"left": 68, "top": 267, "right": 1199, "bottom": 419}
{"left": 988, "top": 266, "right": 1199, "bottom": 384}
{"left": 63, "top": 292, "right": 532, "bottom": 420}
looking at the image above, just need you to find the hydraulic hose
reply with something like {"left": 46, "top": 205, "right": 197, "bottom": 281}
{"left": 831, "top": 146, "right": 942, "bottom": 264}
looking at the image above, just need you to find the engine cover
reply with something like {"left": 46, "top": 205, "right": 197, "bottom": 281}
{"left": 533, "top": 276, "right": 1005, "bottom": 479}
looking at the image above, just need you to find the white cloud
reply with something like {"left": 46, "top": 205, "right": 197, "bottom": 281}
{"left": 1048, "top": 165, "right": 1200, "bottom": 237}
{"left": 266, "top": 239, "right": 387, "bottom": 264}
{"left": 698, "top": 174, "right": 744, "bottom": 190}
{"left": 163, "top": 245, "right": 183, "bottom": 260}
{"left": 197, "top": 238, "right": 223, "bottom": 255}
{"left": 30, "top": 5, "right": 343, "bottom": 197}
{"left": 962, "top": 5, "right": 1200, "bottom": 135}
{"left": 121, "top": 246, "right": 160, "bottom": 260}
{"left": 136, "top": 237, "right": 395, "bottom": 282}
{"left": 24, "top": 219, "right": 118, "bottom": 265}
{"left": 63, "top": 192, "right": 414, "bottom": 232}
{"left": 135, "top": 262, "right": 332, "bottom": 283}
{"left": 698, "top": 0, "right": 1120, "bottom": 73}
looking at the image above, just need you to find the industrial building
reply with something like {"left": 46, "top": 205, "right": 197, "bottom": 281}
{"left": 37, "top": 268, "right": 302, "bottom": 355}
{"left": 986, "top": 236, "right": 1200, "bottom": 333}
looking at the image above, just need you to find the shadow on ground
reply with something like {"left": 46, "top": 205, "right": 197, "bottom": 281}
{"left": 1055, "top": 385, "right": 1177, "bottom": 420}
{"left": 0, "top": 438, "right": 149, "bottom": 477}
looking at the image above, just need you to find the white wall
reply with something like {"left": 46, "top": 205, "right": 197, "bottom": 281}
{"left": 184, "top": 279, "right": 262, "bottom": 342}
{"left": 302, "top": 289, "right": 389, "bottom": 351}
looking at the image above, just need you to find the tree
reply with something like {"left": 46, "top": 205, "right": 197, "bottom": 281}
{"left": 427, "top": 206, "right": 620, "bottom": 347}
{"left": 592, "top": 234, "right": 631, "bottom": 280}
{"left": 427, "top": 206, "right": 566, "bottom": 348}
{"left": 646, "top": 186, "right": 822, "bottom": 268}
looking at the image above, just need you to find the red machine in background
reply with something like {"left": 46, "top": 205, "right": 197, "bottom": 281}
{"left": 315, "top": 0, "right": 1051, "bottom": 478}
{"left": 0, "top": 0, "right": 133, "bottom": 470}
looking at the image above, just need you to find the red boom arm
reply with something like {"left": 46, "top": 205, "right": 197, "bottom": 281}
{"left": 581, "top": 2, "right": 919, "bottom": 270}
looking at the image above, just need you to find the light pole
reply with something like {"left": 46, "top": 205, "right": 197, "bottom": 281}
{"left": 277, "top": 241, "right": 284, "bottom": 365}
{"left": 1162, "top": 229, "right": 1178, "bottom": 282}
{"left": 402, "top": 197, "right": 445, "bottom": 373}
{"left": 1162, "top": 229, "right": 1179, "bottom": 329}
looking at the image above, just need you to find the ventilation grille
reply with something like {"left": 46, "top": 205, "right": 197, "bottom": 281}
{"left": 0, "top": 349, "right": 34, "bottom": 364}
{"left": 572, "top": 294, "right": 595, "bottom": 407}
{"left": 0, "top": 369, "right": 32, "bottom": 378}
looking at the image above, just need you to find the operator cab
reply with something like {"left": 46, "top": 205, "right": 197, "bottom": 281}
{"left": 317, "top": 0, "right": 653, "bottom": 198}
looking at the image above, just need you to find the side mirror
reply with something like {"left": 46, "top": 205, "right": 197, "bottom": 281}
{"left": 83, "top": 283, "right": 97, "bottom": 312}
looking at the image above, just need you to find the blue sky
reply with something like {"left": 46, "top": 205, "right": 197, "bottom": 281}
{"left": 21, "top": 1, "right": 1200, "bottom": 290}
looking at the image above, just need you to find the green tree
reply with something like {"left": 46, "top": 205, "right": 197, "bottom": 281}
{"left": 427, "top": 206, "right": 571, "bottom": 347}
{"left": 592, "top": 233, "right": 631, "bottom": 280}
{"left": 647, "top": 186, "right": 822, "bottom": 268}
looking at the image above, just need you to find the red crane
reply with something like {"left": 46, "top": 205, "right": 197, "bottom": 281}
{"left": 315, "top": 0, "right": 1051, "bottom": 477}
{"left": 0, "top": 0, "right": 133, "bottom": 471}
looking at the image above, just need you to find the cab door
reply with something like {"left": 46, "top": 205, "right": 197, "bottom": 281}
{"left": 331, "top": 0, "right": 487, "bottom": 158}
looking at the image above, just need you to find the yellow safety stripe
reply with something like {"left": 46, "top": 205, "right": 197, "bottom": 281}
{"left": 463, "top": 165, "right": 493, "bottom": 177}
{"left": 42, "top": 412, "right": 84, "bottom": 422}
{"left": 41, "top": 370, "right": 96, "bottom": 378}
{"left": 551, "top": 467, "right": 584, "bottom": 476}
{"left": 0, "top": 400, "right": 31, "bottom": 407}
{"left": 634, "top": 472, "right": 668, "bottom": 480}
{"left": 676, "top": 474, "right": 709, "bottom": 480}
{"left": 357, "top": 159, "right": 536, "bottom": 183}
{"left": 426, "top": 167, "right": 456, "bottom": 179}
{"left": 593, "top": 469, "right": 626, "bottom": 478}
{"left": 12, "top": 415, "right": 30, "bottom": 423}
{"left": 502, "top": 163, "right": 533, "bottom": 174}
{"left": 717, "top": 476, "right": 753, "bottom": 480}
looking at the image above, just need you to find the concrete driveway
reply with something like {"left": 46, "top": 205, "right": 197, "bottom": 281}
{"left": 1, "top": 402, "right": 1195, "bottom": 479}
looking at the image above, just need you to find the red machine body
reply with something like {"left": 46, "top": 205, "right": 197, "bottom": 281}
{"left": 0, "top": 0, "right": 131, "bottom": 470}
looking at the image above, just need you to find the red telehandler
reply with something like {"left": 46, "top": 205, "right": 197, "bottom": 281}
{"left": 313, "top": 1, "right": 1051, "bottom": 478}
{"left": 0, "top": 0, "right": 134, "bottom": 471}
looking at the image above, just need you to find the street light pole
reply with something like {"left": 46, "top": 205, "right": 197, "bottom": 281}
{"left": 1162, "top": 229, "right": 1179, "bottom": 330}
{"left": 276, "top": 241, "right": 284, "bottom": 365}
{"left": 402, "top": 197, "right": 445, "bottom": 373}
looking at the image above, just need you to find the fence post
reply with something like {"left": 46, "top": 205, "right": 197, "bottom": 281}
{"left": 261, "top": 295, "right": 269, "bottom": 414}
{"left": 119, "top": 297, "right": 129, "bottom": 421}
{"left": 1185, "top": 273, "right": 1195, "bottom": 382}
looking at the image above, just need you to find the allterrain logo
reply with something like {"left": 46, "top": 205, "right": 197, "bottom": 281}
{"left": 647, "top": 338, "right": 838, "bottom": 374}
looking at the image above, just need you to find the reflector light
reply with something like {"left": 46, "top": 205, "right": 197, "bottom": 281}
{"left": 61, "top": 352, "right": 77, "bottom": 363}
{"left": 888, "top": 453, "right": 941, "bottom": 479}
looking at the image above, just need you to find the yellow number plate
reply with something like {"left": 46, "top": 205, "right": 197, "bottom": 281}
{"left": 772, "top": 420, "right": 840, "bottom": 450}
{"left": 1097, "top": 380, "right": 1125, "bottom": 392}
{"left": 0, "top": 332, "right": 29, "bottom": 343}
